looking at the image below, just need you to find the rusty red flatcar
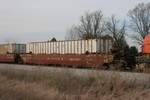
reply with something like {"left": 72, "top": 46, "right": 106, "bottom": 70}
{"left": 20, "top": 53, "right": 113, "bottom": 68}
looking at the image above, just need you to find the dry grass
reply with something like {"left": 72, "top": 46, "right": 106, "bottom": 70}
{"left": 0, "top": 67, "right": 150, "bottom": 100}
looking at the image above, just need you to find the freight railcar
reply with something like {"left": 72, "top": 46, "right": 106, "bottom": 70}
{"left": 21, "top": 38, "right": 113, "bottom": 68}
{"left": 20, "top": 53, "right": 113, "bottom": 68}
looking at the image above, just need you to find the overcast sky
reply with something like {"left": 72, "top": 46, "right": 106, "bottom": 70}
{"left": 0, "top": 0, "right": 149, "bottom": 45}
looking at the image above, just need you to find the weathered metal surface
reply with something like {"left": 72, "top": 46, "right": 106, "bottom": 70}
{"left": 0, "top": 44, "right": 26, "bottom": 54}
{"left": 0, "top": 54, "right": 14, "bottom": 63}
{"left": 0, "top": 44, "right": 12, "bottom": 54}
{"left": 20, "top": 54, "right": 113, "bottom": 68}
{"left": 26, "top": 38, "right": 112, "bottom": 54}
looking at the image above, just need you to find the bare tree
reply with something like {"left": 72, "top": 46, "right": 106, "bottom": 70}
{"left": 92, "top": 11, "right": 105, "bottom": 37}
{"left": 106, "top": 15, "right": 128, "bottom": 49}
{"left": 65, "top": 10, "right": 105, "bottom": 40}
{"left": 78, "top": 11, "right": 92, "bottom": 39}
{"left": 128, "top": 2, "right": 150, "bottom": 44}
{"left": 65, "top": 25, "right": 79, "bottom": 40}
{"left": 78, "top": 10, "right": 105, "bottom": 39}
